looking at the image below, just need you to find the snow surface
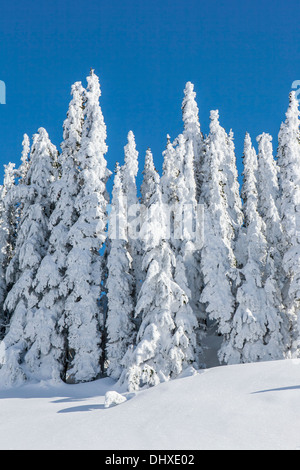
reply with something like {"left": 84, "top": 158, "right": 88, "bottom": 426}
{"left": 1, "top": 359, "right": 300, "bottom": 450}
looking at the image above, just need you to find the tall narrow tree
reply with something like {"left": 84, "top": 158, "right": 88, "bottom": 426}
{"left": 0, "top": 163, "right": 17, "bottom": 336}
{"left": 256, "top": 133, "right": 283, "bottom": 277}
{"left": 121, "top": 131, "right": 141, "bottom": 296}
{"left": 119, "top": 150, "right": 198, "bottom": 391}
{"left": 18, "top": 134, "right": 31, "bottom": 181}
{"left": 277, "top": 91, "right": 300, "bottom": 355}
{"left": 220, "top": 133, "right": 287, "bottom": 364}
{"left": 61, "top": 70, "right": 111, "bottom": 383}
{"left": 225, "top": 130, "right": 243, "bottom": 232}
{"left": 200, "top": 111, "right": 237, "bottom": 353}
{"left": 161, "top": 133, "right": 202, "bottom": 323}
{"left": 181, "top": 82, "right": 204, "bottom": 202}
{"left": 0, "top": 128, "right": 58, "bottom": 386}
{"left": 24, "top": 81, "right": 86, "bottom": 382}
{"left": 105, "top": 164, "right": 136, "bottom": 380}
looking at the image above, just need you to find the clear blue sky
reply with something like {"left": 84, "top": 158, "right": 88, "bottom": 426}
{"left": 0, "top": 0, "right": 299, "bottom": 190}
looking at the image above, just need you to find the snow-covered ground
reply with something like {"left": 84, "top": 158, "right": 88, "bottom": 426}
{"left": 1, "top": 359, "right": 300, "bottom": 450}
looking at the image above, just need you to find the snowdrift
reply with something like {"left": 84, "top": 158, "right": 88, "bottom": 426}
{"left": 0, "top": 359, "right": 300, "bottom": 450}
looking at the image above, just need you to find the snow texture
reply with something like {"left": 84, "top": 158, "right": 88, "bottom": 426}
{"left": 0, "top": 360, "right": 299, "bottom": 449}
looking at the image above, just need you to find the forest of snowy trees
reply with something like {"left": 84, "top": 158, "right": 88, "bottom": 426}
{"left": 0, "top": 69, "right": 299, "bottom": 392}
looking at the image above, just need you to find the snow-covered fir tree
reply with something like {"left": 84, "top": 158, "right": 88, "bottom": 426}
{"left": 199, "top": 110, "right": 238, "bottom": 362}
{"left": 161, "top": 132, "right": 203, "bottom": 327}
{"left": 24, "top": 81, "right": 87, "bottom": 382}
{"left": 225, "top": 129, "right": 243, "bottom": 232}
{"left": 277, "top": 91, "right": 300, "bottom": 356}
{"left": 18, "top": 134, "right": 31, "bottom": 182}
{"left": 105, "top": 163, "right": 136, "bottom": 380}
{"left": 256, "top": 132, "right": 290, "bottom": 349}
{"left": 121, "top": 131, "right": 142, "bottom": 295}
{"left": 122, "top": 130, "right": 139, "bottom": 210}
{"left": 161, "top": 134, "right": 177, "bottom": 204}
{"left": 256, "top": 133, "right": 283, "bottom": 277}
{"left": 181, "top": 82, "right": 204, "bottom": 203}
{"left": 61, "top": 70, "right": 111, "bottom": 383}
{"left": 220, "top": 133, "right": 287, "bottom": 364}
{"left": 173, "top": 135, "right": 204, "bottom": 347}
{"left": 160, "top": 134, "right": 185, "bottom": 249}
{"left": 0, "top": 128, "right": 58, "bottom": 386}
{"left": 180, "top": 137, "right": 203, "bottom": 318}
{"left": 119, "top": 149, "right": 198, "bottom": 391}
{"left": 0, "top": 163, "right": 17, "bottom": 336}
{"left": 13, "top": 134, "right": 32, "bottom": 225}
{"left": 0, "top": 136, "right": 33, "bottom": 322}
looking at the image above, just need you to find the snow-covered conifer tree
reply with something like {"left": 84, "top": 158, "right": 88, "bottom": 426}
{"left": 121, "top": 131, "right": 142, "bottom": 295}
{"left": 0, "top": 135, "right": 32, "bottom": 327}
{"left": 122, "top": 130, "right": 139, "bottom": 209}
{"left": 277, "top": 92, "right": 300, "bottom": 355}
{"left": 0, "top": 163, "right": 17, "bottom": 336}
{"left": 0, "top": 128, "right": 58, "bottom": 386}
{"left": 256, "top": 132, "right": 290, "bottom": 346}
{"left": 13, "top": 134, "right": 32, "bottom": 229}
{"left": 177, "top": 137, "right": 204, "bottom": 330}
{"left": 200, "top": 110, "right": 237, "bottom": 347}
{"left": 140, "top": 149, "right": 160, "bottom": 207}
{"left": 161, "top": 134, "right": 202, "bottom": 317}
{"left": 105, "top": 164, "right": 136, "bottom": 380}
{"left": 181, "top": 82, "right": 204, "bottom": 202}
{"left": 22, "top": 81, "right": 86, "bottom": 382}
{"left": 61, "top": 70, "right": 111, "bottom": 383}
{"left": 220, "top": 133, "right": 287, "bottom": 364}
{"left": 35, "top": 81, "right": 85, "bottom": 306}
{"left": 256, "top": 133, "right": 283, "bottom": 274}
{"left": 18, "top": 134, "right": 30, "bottom": 182}
{"left": 160, "top": 134, "right": 186, "bottom": 246}
{"left": 161, "top": 134, "right": 178, "bottom": 205}
{"left": 225, "top": 130, "right": 243, "bottom": 232}
{"left": 119, "top": 150, "right": 198, "bottom": 391}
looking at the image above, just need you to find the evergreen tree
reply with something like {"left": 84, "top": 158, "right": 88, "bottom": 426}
{"left": 18, "top": 134, "right": 30, "bottom": 181}
{"left": 161, "top": 134, "right": 185, "bottom": 247}
{"left": 256, "top": 133, "right": 290, "bottom": 347}
{"left": 277, "top": 91, "right": 300, "bottom": 355}
{"left": 225, "top": 129, "right": 243, "bottom": 232}
{"left": 0, "top": 128, "right": 58, "bottom": 386}
{"left": 122, "top": 130, "right": 139, "bottom": 209}
{"left": 220, "top": 133, "right": 287, "bottom": 364}
{"left": 121, "top": 131, "right": 141, "bottom": 295}
{"left": 25, "top": 81, "right": 86, "bottom": 382}
{"left": 61, "top": 70, "right": 111, "bottom": 383}
{"left": 0, "top": 135, "right": 32, "bottom": 329}
{"left": 179, "top": 137, "right": 203, "bottom": 319}
{"left": 119, "top": 150, "right": 198, "bottom": 391}
{"left": 181, "top": 81, "right": 204, "bottom": 202}
{"left": 161, "top": 133, "right": 203, "bottom": 324}
{"left": 256, "top": 133, "right": 283, "bottom": 276}
{"left": 105, "top": 164, "right": 136, "bottom": 380}
{"left": 200, "top": 110, "right": 237, "bottom": 350}
{"left": 161, "top": 134, "right": 178, "bottom": 205}
{"left": 0, "top": 163, "right": 17, "bottom": 336}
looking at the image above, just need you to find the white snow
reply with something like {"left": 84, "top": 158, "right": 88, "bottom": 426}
{"left": 104, "top": 391, "right": 127, "bottom": 408}
{"left": 1, "top": 359, "right": 300, "bottom": 450}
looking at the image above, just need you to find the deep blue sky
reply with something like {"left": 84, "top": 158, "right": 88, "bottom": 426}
{"left": 0, "top": 0, "right": 299, "bottom": 190}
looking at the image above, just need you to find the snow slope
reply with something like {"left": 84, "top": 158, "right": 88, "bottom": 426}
{"left": 0, "top": 359, "right": 300, "bottom": 450}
